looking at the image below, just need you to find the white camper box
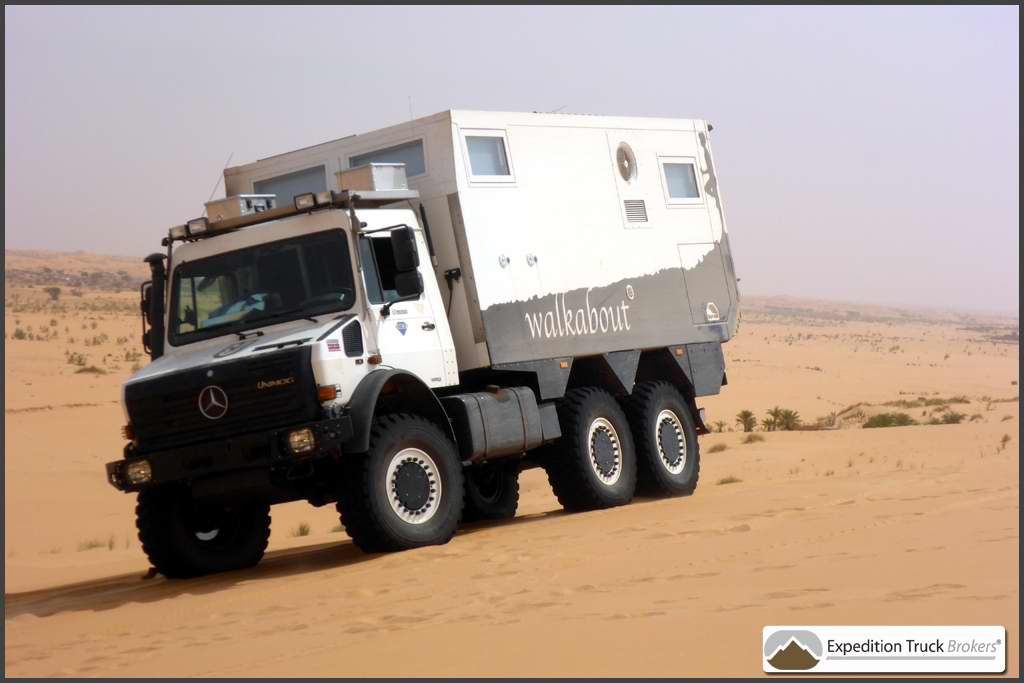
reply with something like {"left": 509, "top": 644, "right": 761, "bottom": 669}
{"left": 224, "top": 110, "right": 739, "bottom": 378}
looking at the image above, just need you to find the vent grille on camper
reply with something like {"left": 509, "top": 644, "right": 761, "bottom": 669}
{"left": 624, "top": 200, "right": 648, "bottom": 223}
{"left": 342, "top": 321, "right": 364, "bottom": 357}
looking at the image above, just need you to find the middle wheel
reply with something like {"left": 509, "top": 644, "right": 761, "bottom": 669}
{"left": 544, "top": 387, "right": 637, "bottom": 511}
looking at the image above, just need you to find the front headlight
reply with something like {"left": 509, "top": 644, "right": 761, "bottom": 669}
{"left": 287, "top": 428, "right": 316, "bottom": 455}
{"left": 124, "top": 460, "right": 152, "bottom": 485}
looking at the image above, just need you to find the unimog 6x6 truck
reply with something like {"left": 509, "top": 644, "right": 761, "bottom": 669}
{"left": 106, "top": 110, "right": 740, "bottom": 577}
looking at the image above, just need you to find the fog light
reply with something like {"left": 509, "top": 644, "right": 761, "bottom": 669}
{"left": 288, "top": 428, "right": 316, "bottom": 455}
{"left": 124, "top": 459, "right": 152, "bottom": 485}
{"left": 317, "top": 385, "right": 338, "bottom": 402}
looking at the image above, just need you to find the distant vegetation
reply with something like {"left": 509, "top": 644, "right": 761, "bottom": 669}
{"left": 762, "top": 406, "right": 802, "bottom": 431}
{"left": 735, "top": 410, "right": 757, "bottom": 433}
{"left": 707, "top": 443, "right": 728, "bottom": 453}
{"left": 863, "top": 412, "right": 917, "bottom": 428}
{"left": 741, "top": 433, "right": 765, "bottom": 444}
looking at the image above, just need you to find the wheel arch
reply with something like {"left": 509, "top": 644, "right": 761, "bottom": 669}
{"left": 343, "top": 369, "right": 455, "bottom": 454}
{"left": 635, "top": 348, "right": 709, "bottom": 433}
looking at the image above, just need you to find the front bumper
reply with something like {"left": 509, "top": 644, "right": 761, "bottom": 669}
{"left": 106, "top": 415, "right": 353, "bottom": 492}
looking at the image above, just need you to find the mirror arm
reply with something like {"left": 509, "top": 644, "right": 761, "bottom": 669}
{"left": 380, "top": 294, "right": 421, "bottom": 318}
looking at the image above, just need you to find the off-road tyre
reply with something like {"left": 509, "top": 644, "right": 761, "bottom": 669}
{"left": 136, "top": 486, "right": 271, "bottom": 579}
{"left": 463, "top": 460, "right": 520, "bottom": 522}
{"left": 623, "top": 381, "right": 701, "bottom": 496}
{"left": 337, "top": 413, "right": 463, "bottom": 553}
{"left": 543, "top": 387, "right": 637, "bottom": 511}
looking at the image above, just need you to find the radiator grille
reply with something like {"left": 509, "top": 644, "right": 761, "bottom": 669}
{"left": 125, "top": 346, "right": 318, "bottom": 452}
{"left": 624, "top": 199, "right": 648, "bottom": 223}
{"left": 342, "top": 320, "right": 364, "bottom": 357}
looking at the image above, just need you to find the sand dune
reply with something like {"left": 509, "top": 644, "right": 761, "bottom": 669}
{"left": 3, "top": 257, "right": 1019, "bottom": 676}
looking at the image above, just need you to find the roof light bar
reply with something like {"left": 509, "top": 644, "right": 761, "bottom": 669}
{"left": 294, "top": 193, "right": 317, "bottom": 212}
{"left": 163, "top": 188, "right": 420, "bottom": 246}
{"left": 186, "top": 217, "right": 209, "bottom": 237}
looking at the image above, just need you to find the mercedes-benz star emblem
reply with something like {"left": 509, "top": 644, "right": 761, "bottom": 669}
{"left": 198, "top": 385, "right": 229, "bottom": 420}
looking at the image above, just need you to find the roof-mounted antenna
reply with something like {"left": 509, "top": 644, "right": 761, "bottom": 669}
{"left": 202, "top": 152, "right": 234, "bottom": 216}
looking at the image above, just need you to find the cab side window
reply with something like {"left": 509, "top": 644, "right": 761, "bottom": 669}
{"left": 359, "top": 235, "right": 414, "bottom": 304}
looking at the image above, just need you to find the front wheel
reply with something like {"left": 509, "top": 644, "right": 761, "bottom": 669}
{"left": 136, "top": 487, "right": 271, "bottom": 578}
{"left": 337, "top": 413, "right": 463, "bottom": 553}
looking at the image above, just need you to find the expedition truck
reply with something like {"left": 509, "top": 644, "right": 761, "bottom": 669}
{"left": 106, "top": 110, "right": 740, "bottom": 578}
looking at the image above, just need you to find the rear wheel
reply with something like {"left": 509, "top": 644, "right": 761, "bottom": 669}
{"left": 543, "top": 387, "right": 637, "bottom": 511}
{"left": 136, "top": 487, "right": 270, "bottom": 578}
{"left": 463, "top": 460, "right": 520, "bottom": 522}
{"left": 337, "top": 413, "right": 463, "bottom": 553}
{"left": 624, "top": 381, "right": 700, "bottom": 496}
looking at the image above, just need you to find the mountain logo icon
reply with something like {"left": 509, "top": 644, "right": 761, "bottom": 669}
{"left": 764, "top": 629, "right": 823, "bottom": 671}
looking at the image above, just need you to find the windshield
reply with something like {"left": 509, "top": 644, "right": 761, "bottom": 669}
{"left": 169, "top": 229, "right": 355, "bottom": 345}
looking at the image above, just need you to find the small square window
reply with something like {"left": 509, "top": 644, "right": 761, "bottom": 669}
{"left": 466, "top": 136, "right": 511, "bottom": 177}
{"left": 664, "top": 162, "right": 700, "bottom": 200}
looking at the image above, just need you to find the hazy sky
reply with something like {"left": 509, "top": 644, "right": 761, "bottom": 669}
{"left": 5, "top": 6, "right": 1019, "bottom": 313}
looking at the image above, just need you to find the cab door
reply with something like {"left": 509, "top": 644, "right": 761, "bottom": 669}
{"left": 359, "top": 232, "right": 449, "bottom": 388}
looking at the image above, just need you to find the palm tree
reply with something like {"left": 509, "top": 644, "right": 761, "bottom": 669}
{"left": 713, "top": 420, "right": 727, "bottom": 433}
{"left": 735, "top": 410, "right": 757, "bottom": 433}
{"left": 777, "top": 409, "right": 802, "bottom": 431}
{"left": 761, "top": 416, "right": 777, "bottom": 432}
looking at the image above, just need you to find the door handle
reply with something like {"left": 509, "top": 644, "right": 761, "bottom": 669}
{"left": 421, "top": 322, "right": 436, "bottom": 331}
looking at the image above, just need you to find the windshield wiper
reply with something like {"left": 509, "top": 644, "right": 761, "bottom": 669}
{"left": 241, "top": 307, "right": 305, "bottom": 326}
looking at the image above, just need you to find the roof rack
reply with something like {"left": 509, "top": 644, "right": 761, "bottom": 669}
{"left": 163, "top": 189, "right": 420, "bottom": 246}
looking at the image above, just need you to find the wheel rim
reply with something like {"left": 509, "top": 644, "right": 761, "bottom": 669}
{"left": 587, "top": 417, "right": 622, "bottom": 485}
{"left": 386, "top": 447, "right": 442, "bottom": 524}
{"left": 186, "top": 504, "right": 237, "bottom": 545}
{"left": 655, "top": 409, "right": 687, "bottom": 474}
{"left": 470, "top": 465, "right": 505, "bottom": 504}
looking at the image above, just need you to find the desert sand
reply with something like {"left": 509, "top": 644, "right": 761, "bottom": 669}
{"left": 3, "top": 250, "right": 1019, "bottom": 677}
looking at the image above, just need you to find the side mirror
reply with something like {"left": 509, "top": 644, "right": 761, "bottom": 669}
{"left": 390, "top": 227, "right": 419, "bottom": 272}
{"left": 141, "top": 282, "right": 153, "bottom": 326}
{"left": 395, "top": 270, "right": 424, "bottom": 298}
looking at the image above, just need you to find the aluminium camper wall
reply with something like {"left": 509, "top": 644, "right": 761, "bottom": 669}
{"left": 224, "top": 110, "right": 740, "bottom": 376}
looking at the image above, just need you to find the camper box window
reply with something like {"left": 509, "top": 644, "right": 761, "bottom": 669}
{"left": 349, "top": 140, "right": 426, "bottom": 177}
{"left": 463, "top": 131, "right": 515, "bottom": 182}
{"left": 253, "top": 165, "right": 328, "bottom": 206}
{"left": 660, "top": 158, "right": 702, "bottom": 204}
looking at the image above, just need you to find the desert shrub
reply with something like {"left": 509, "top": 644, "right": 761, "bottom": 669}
{"left": 716, "top": 476, "right": 741, "bottom": 485}
{"left": 707, "top": 443, "right": 728, "bottom": 453}
{"left": 13, "top": 327, "right": 27, "bottom": 340}
{"left": 742, "top": 433, "right": 765, "bottom": 444}
{"left": 292, "top": 522, "right": 311, "bottom": 537}
{"left": 931, "top": 411, "right": 965, "bottom": 425}
{"left": 816, "top": 411, "right": 839, "bottom": 429}
{"left": 44, "top": 286, "right": 61, "bottom": 302}
{"left": 66, "top": 351, "right": 88, "bottom": 366}
{"left": 76, "top": 365, "right": 106, "bottom": 375}
{"left": 863, "top": 412, "right": 917, "bottom": 428}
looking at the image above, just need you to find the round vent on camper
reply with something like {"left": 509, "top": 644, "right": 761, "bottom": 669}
{"left": 616, "top": 143, "right": 637, "bottom": 182}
